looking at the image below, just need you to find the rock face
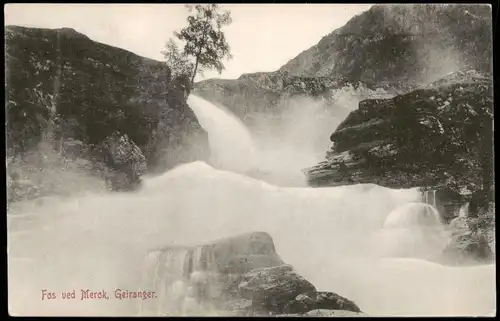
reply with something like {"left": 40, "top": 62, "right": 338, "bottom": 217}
{"left": 280, "top": 4, "right": 492, "bottom": 83}
{"left": 139, "top": 232, "right": 362, "bottom": 316}
{"left": 100, "top": 132, "right": 148, "bottom": 191}
{"left": 440, "top": 201, "right": 495, "bottom": 264}
{"left": 5, "top": 25, "right": 210, "bottom": 191}
{"left": 233, "top": 264, "right": 316, "bottom": 314}
{"left": 305, "top": 71, "right": 492, "bottom": 194}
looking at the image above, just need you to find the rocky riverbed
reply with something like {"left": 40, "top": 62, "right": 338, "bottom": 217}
{"left": 139, "top": 232, "right": 364, "bottom": 316}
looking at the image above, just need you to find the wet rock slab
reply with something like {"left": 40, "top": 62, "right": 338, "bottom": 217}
{"left": 227, "top": 264, "right": 316, "bottom": 314}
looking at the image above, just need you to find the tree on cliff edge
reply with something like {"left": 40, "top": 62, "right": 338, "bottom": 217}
{"left": 162, "top": 4, "right": 233, "bottom": 83}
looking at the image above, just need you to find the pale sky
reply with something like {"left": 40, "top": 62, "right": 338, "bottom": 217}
{"left": 4, "top": 4, "right": 373, "bottom": 81}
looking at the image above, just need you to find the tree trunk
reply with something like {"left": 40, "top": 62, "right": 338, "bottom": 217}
{"left": 190, "top": 15, "right": 211, "bottom": 84}
{"left": 190, "top": 56, "right": 199, "bottom": 84}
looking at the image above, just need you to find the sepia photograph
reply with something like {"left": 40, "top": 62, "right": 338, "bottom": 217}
{"left": 5, "top": 3, "right": 495, "bottom": 317}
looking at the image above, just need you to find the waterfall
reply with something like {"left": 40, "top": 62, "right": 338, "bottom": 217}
{"left": 422, "top": 189, "right": 437, "bottom": 209}
{"left": 191, "top": 246, "right": 204, "bottom": 273}
{"left": 186, "top": 95, "right": 257, "bottom": 173}
{"left": 139, "top": 248, "right": 192, "bottom": 316}
{"left": 458, "top": 202, "right": 470, "bottom": 218}
{"left": 138, "top": 244, "right": 225, "bottom": 316}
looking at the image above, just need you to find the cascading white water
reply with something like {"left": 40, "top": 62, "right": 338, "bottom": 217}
{"left": 7, "top": 163, "right": 496, "bottom": 316}
{"left": 186, "top": 95, "right": 257, "bottom": 173}
{"left": 459, "top": 202, "right": 470, "bottom": 218}
{"left": 7, "top": 95, "right": 496, "bottom": 317}
{"left": 422, "top": 189, "right": 437, "bottom": 208}
{"left": 383, "top": 203, "right": 442, "bottom": 229}
{"left": 374, "top": 203, "right": 449, "bottom": 260}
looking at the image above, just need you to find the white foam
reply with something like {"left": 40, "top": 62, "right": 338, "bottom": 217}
{"left": 383, "top": 202, "right": 442, "bottom": 229}
{"left": 7, "top": 162, "right": 495, "bottom": 316}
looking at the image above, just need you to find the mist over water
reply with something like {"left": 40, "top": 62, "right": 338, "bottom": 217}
{"left": 250, "top": 96, "right": 345, "bottom": 187}
{"left": 248, "top": 86, "right": 402, "bottom": 187}
{"left": 7, "top": 94, "right": 496, "bottom": 316}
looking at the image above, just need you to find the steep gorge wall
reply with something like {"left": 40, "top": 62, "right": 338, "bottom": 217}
{"left": 5, "top": 26, "right": 210, "bottom": 183}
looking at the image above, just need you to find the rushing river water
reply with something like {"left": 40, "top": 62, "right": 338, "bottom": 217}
{"left": 7, "top": 95, "right": 496, "bottom": 316}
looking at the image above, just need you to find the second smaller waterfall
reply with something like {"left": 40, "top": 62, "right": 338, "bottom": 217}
{"left": 458, "top": 202, "right": 470, "bottom": 218}
{"left": 139, "top": 244, "right": 227, "bottom": 316}
{"left": 422, "top": 189, "right": 437, "bottom": 208}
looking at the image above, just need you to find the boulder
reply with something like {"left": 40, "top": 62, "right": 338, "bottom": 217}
{"left": 139, "top": 232, "right": 361, "bottom": 316}
{"left": 189, "top": 232, "right": 283, "bottom": 274}
{"left": 231, "top": 264, "right": 316, "bottom": 314}
{"left": 102, "top": 132, "right": 147, "bottom": 191}
{"left": 103, "top": 133, "right": 147, "bottom": 174}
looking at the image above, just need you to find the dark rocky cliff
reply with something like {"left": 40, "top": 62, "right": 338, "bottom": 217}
{"left": 5, "top": 25, "right": 210, "bottom": 196}
{"left": 305, "top": 71, "right": 493, "bottom": 190}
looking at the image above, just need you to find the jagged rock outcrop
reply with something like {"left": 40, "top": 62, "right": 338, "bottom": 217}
{"left": 305, "top": 71, "right": 492, "bottom": 192}
{"left": 229, "top": 264, "right": 316, "bottom": 314}
{"left": 139, "top": 232, "right": 362, "bottom": 316}
{"left": 5, "top": 25, "right": 210, "bottom": 190}
{"left": 98, "top": 132, "right": 148, "bottom": 191}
